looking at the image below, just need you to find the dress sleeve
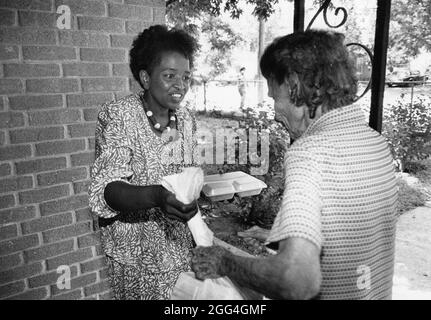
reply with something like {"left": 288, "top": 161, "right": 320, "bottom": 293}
{"left": 88, "top": 103, "right": 134, "bottom": 219}
{"left": 265, "top": 145, "right": 323, "bottom": 250}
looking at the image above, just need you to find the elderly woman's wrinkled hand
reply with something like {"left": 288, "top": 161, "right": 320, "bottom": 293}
{"left": 191, "top": 246, "right": 229, "bottom": 280}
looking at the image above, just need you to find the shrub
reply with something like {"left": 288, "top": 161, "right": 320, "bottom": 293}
{"left": 382, "top": 94, "right": 431, "bottom": 173}
{"left": 197, "top": 103, "right": 290, "bottom": 227}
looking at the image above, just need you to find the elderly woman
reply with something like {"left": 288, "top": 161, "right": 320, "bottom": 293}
{"left": 192, "top": 30, "right": 398, "bottom": 300}
{"left": 89, "top": 25, "right": 200, "bottom": 300}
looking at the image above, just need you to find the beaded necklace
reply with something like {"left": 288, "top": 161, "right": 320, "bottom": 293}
{"left": 140, "top": 95, "right": 177, "bottom": 133}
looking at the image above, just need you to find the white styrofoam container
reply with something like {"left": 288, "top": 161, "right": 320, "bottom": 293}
{"left": 202, "top": 171, "right": 267, "bottom": 201}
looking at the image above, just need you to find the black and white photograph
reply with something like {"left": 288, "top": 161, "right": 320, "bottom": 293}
{"left": 0, "top": 0, "right": 430, "bottom": 305}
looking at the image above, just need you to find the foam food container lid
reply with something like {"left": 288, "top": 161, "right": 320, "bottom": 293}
{"left": 202, "top": 171, "right": 267, "bottom": 201}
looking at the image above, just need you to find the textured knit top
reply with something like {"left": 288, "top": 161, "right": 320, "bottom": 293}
{"left": 265, "top": 103, "right": 398, "bottom": 300}
{"left": 88, "top": 92, "right": 198, "bottom": 299}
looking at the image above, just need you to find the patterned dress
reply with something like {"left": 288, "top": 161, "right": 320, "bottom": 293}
{"left": 88, "top": 92, "right": 198, "bottom": 300}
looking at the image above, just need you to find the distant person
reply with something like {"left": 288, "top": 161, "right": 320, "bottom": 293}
{"left": 192, "top": 30, "right": 398, "bottom": 300}
{"left": 89, "top": 25, "right": 200, "bottom": 300}
{"left": 238, "top": 67, "right": 246, "bottom": 110}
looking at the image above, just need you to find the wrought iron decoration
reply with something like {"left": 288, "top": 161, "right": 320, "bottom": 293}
{"left": 305, "top": 0, "right": 374, "bottom": 100}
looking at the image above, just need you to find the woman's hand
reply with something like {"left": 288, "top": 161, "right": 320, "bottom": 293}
{"left": 157, "top": 186, "right": 198, "bottom": 222}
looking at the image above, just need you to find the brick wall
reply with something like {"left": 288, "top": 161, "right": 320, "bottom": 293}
{"left": 0, "top": 0, "right": 165, "bottom": 300}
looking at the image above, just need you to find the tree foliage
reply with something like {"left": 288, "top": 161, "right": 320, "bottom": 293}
{"left": 389, "top": 0, "right": 431, "bottom": 57}
{"left": 166, "top": 0, "right": 280, "bottom": 22}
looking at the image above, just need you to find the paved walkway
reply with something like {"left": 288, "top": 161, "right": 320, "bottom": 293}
{"left": 392, "top": 206, "right": 431, "bottom": 300}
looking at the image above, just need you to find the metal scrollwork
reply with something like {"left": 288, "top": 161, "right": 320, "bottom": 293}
{"left": 306, "top": 0, "right": 373, "bottom": 100}
{"left": 306, "top": 0, "right": 348, "bottom": 31}
{"left": 346, "top": 43, "right": 374, "bottom": 101}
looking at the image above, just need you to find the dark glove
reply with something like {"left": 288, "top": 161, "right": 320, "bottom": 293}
{"left": 156, "top": 186, "right": 198, "bottom": 223}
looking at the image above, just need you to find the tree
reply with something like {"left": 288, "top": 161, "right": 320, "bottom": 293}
{"left": 199, "top": 17, "right": 245, "bottom": 79}
{"left": 389, "top": 0, "right": 431, "bottom": 58}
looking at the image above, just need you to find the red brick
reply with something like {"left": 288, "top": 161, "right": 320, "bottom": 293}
{"left": 0, "top": 44, "right": 19, "bottom": 60}
{"left": 108, "top": 3, "right": 151, "bottom": 20}
{"left": 46, "top": 247, "right": 93, "bottom": 271}
{"left": 18, "top": 11, "right": 58, "bottom": 28}
{"left": 0, "top": 145, "right": 31, "bottom": 161}
{"left": 43, "top": 222, "right": 92, "bottom": 243}
{"left": 9, "top": 94, "right": 63, "bottom": 110}
{"left": 80, "top": 256, "right": 106, "bottom": 274}
{"left": 59, "top": 30, "right": 110, "bottom": 48}
{"left": 66, "top": 93, "right": 113, "bottom": 108}
{"left": 4, "top": 63, "right": 60, "bottom": 78}
{"left": 82, "top": 77, "right": 128, "bottom": 92}
{"left": 6, "top": 287, "right": 48, "bottom": 300}
{"left": 71, "top": 152, "right": 94, "bottom": 167}
{"left": 0, "top": 194, "right": 15, "bottom": 209}
{"left": 0, "top": 253, "right": 22, "bottom": 271}
{"left": 99, "top": 267, "right": 109, "bottom": 280}
{"left": 51, "top": 272, "right": 97, "bottom": 296}
{"left": 0, "top": 0, "right": 52, "bottom": 11}
{"left": 95, "top": 244, "right": 103, "bottom": 256}
{"left": 83, "top": 108, "right": 99, "bottom": 122}
{"left": 88, "top": 137, "right": 96, "bottom": 150}
{"left": 77, "top": 232, "right": 101, "bottom": 249}
{"left": 39, "top": 195, "right": 89, "bottom": 216}
{"left": 19, "top": 184, "right": 70, "bottom": 205}
{"left": 23, "top": 46, "right": 76, "bottom": 61}
{"left": 99, "top": 290, "right": 112, "bottom": 300}
{"left": 21, "top": 212, "right": 73, "bottom": 235}
{"left": 29, "top": 109, "right": 81, "bottom": 126}
{"left": 0, "top": 261, "right": 42, "bottom": 285}
{"left": 125, "top": 20, "right": 153, "bottom": 34}
{"left": 0, "top": 206, "right": 36, "bottom": 224}
{"left": 37, "top": 167, "right": 87, "bottom": 186}
{"left": 0, "top": 176, "right": 33, "bottom": 193}
{"left": 78, "top": 16, "right": 124, "bottom": 33}
{"left": 24, "top": 239, "right": 74, "bottom": 263}
{"left": 0, "top": 163, "right": 11, "bottom": 177}
{"left": 10, "top": 126, "right": 64, "bottom": 144}
{"left": 50, "top": 288, "right": 82, "bottom": 300}
{"left": 0, "top": 9, "right": 16, "bottom": 26}
{"left": 110, "top": 34, "right": 135, "bottom": 48}
{"left": 26, "top": 78, "right": 79, "bottom": 93}
{"left": 126, "top": 0, "right": 164, "bottom": 5}
{"left": 15, "top": 157, "right": 67, "bottom": 175}
{"left": 0, "top": 111, "right": 25, "bottom": 128}
{"left": 129, "top": 77, "right": 141, "bottom": 92}
{"left": 84, "top": 279, "right": 110, "bottom": 296}
{"left": 75, "top": 207, "right": 93, "bottom": 222}
{"left": 80, "top": 48, "right": 126, "bottom": 62}
{"left": 28, "top": 265, "right": 78, "bottom": 288}
{"left": 0, "top": 28, "right": 56, "bottom": 45}
{"left": 73, "top": 180, "right": 90, "bottom": 195}
{"left": 35, "top": 139, "right": 86, "bottom": 156}
{"left": 63, "top": 63, "right": 109, "bottom": 77}
{"left": 112, "top": 63, "right": 130, "bottom": 77}
{"left": 55, "top": 0, "right": 105, "bottom": 16}
{"left": 0, "top": 234, "right": 39, "bottom": 256}
{"left": 0, "top": 79, "right": 23, "bottom": 94}
{"left": 153, "top": 7, "right": 165, "bottom": 23}
{"left": 0, "top": 224, "right": 18, "bottom": 241}
{"left": 0, "top": 281, "right": 25, "bottom": 299}
{"left": 67, "top": 123, "right": 96, "bottom": 138}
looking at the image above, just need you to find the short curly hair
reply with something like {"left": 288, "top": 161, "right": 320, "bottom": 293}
{"left": 260, "top": 30, "right": 358, "bottom": 118}
{"left": 129, "top": 25, "right": 198, "bottom": 89}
